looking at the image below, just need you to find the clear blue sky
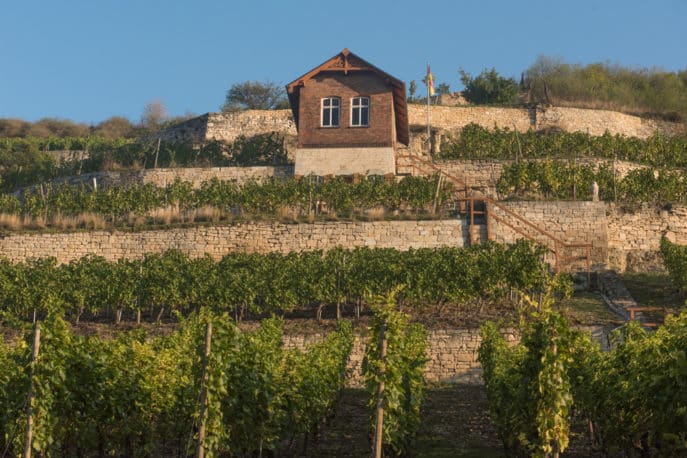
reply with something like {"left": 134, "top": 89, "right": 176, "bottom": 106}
{"left": 1, "top": 0, "right": 685, "bottom": 125}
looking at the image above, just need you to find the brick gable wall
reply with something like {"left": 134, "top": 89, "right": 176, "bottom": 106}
{"left": 297, "top": 72, "right": 394, "bottom": 148}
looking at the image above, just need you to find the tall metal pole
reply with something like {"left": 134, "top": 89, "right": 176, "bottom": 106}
{"left": 426, "top": 68, "right": 431, "bottom": 156}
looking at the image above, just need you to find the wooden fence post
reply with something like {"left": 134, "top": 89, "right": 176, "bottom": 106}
{"left": 23, "top": 322, "right": 41, "bottom": 458}
{"left": 154, "top": 138, "right": 161, "bottom": 169}
{"left": 486, "top": 200, "right": 492, "bottom": 241}
{"left": 197, "top": 321, "right": 213, "bottom": 458}
{"left": 373, "top": 321, "right": 387, "bottom": 458}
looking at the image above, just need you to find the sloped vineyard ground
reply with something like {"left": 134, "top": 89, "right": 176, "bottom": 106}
{"left": 621, "top": 271, "right": 687, "bottom": 310}
{"left": 311, "top": 385, "right": 604, "bottom": 457}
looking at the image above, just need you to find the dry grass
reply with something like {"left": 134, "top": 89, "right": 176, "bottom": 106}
{"left": 126, "top": 212, "right": 148, "bottom": 228}
{"left": 0, "top": 213, "right": 22, "bottom": 230}
{"left": 21, "top": 215, "right": 47, "bottom": 230}
{"left": 52, "top": 212, "right": 107, "bottom": 230}
{"left": 191, "top": 205, "right": 225, "bottom": 223}
{"left": 276, "top": 205, "right": 300, "bottom": 223}
{"left": 364, "top": 206, "right": 387, "bottom": 221}
{"left": 146, "top": 205, "right": 181, "bottom": 225}
{"left": 0, "top": 212, "right": 108, "bottom": 231}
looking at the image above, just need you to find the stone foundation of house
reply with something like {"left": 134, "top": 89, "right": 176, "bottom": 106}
{"left": 294, "top": 147, "right": 396, "bottom": 176}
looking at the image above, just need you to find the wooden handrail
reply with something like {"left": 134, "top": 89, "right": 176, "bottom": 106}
{"left": 400, "top": 152, "right": 593, "bottom": 274}
{"left": 457, "top": 197, "right": 592, "bottom": 251}
{"left": 485, "top": 198, "right": 569, "bottom": 247}
{"left": 626, "top": 306, "right": 673, "bottom": 328}
{"left": 397, "top": 154, "right": 469, "bottom": 191}
{"left": 398, "top": 154, "right": 592, "bottom": 267}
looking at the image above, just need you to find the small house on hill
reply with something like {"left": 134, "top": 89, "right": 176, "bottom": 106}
{"left": 286, "top": 48, "right": 409, "bottom": 176}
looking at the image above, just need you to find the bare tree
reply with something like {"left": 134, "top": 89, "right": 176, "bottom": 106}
{"left": 141, "top": 99, "right": 169, "bottom": 131}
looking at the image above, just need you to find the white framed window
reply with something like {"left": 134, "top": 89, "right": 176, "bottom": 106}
{"left": 351, "top": 96, "right": 370, "bottom": 127}
{"left": 321, "top": 97, "right": 340, "bottom": 127}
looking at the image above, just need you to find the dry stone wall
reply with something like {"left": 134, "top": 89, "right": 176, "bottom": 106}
{"left": 0, "top": 220, "right": 467, "bottom": 265}
{"left": 606, "top": 203, "right": 687, "bottom": 272}
{"left": 492, "top": 201, "right": 609, "bottom": 266}
{"left": 283, "top": 328, "right": 510, "bottom": 386}
{"left": 284, "top": 326, "right": 609, "bottom": 386}
{"left": 4, "top": 202, "right": 685, "bottom": 272}
{"left": 41, "top": 158, "right": 643, "bottom": 198}
{"left": 157, "top": 111, "right": 297, "bottom": 144}
{"left": 137, "top": 166, "right": 293, "bottom": 188}
{"left": 156, "top": 106, "right": 684, "bottom": 157}
{"left": 33, "top": 166, "right": 294, "bottom": 192}
{"left": 435, "top": 159, "right": 505, "bottom": 197}
{"left": 407, "top": 105, "right": 684, "bottom": 139}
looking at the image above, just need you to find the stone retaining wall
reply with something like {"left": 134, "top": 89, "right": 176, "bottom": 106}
{"left": 4, "top": 202, "right": 686, "bottom": 272}
{"left": 28, "top": 166, "right": 294, "bottom": 192}
{"left": 282, "top": 329, "right": 509, "bottom": 386}
{"left": 284, "top": 326, "right": 609, "bottom": 386}
{"left": 36, "top": 158, "right": 648, "bottom": 198}
{"left": 138, "top": 166, "right": 293, "bottom": 188}
{"left": 156, "top": 107, "right": 684, "bottom": 155}
{"left": 407, "top": 105, "right": 684, "bottom": 139}
{"left": 493, "top": 201, "right": 609, "bottom": 266}
{"left": 606, "top": 203, "right": 687, "bottom": 272}
{"left": 157, "top": 111, "right": 297, "bottom": 144}
{"left": 0, "top": 220, "right": 467, "bottom": 264}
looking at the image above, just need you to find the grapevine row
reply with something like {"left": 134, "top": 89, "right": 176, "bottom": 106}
{"left": 363, "top": 291, "right": 428, "bottom": 455}
{"left": 0, "top": 241, "right": 550, "bottom": 324}
{"left": 439, "top": 123, "right": 687, "bottom": 167}
{"left": 2, "top": 175, "right": 453, "bottom": 223}
{"left": 0, "top": 134, "right": 286, "bottom": 191}
{"left": 0, "top": 313, "right": 354, "bottom": 456}
{"left": 498, "top": 160, "right": 687, "bottom": 203}
{"left": 660, "top": 238, "right": 687, "bottom": 296}
{"left": 479, "top": 292, "right": 687, "bottom": 455}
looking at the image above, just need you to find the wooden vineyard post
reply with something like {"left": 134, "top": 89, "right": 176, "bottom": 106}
{"left": 373, "top": 321, "right": 387, "bottom": 458}
{"left": 197, "top": 321, "right": 213, "bottom": 458}
{"left": 153, "top": 137, "right": 161, "bottom": 169}
{"left": 486, "top": 199, "right": 492, "bottom": 241}
{"left": 551, "top": 324, "right": 560, "bottom": 458}
{"left": 554, "top": 242, "right": 561, "bottom": 274}
{"left": 23, "top": 322, "right": 41, "bottom": 458}
{"left": 469, "top": 198, "right": 475, "bottom": 245}
{"left": 432, "top": 174, "right": 443, "bottom": 215}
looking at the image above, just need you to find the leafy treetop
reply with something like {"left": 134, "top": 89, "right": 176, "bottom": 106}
{"left": 222, "top": 80, "right": 290, "bottom": 111}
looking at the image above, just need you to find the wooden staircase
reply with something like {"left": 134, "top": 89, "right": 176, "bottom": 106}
{"left": 397, "top": 154, "right": 592, "bottom": 276}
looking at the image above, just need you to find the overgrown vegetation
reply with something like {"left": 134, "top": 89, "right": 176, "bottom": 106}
{"left": 524, "top": 56, "right": 687, "bottom": 122}
{"left": 620, "top": 271, "right": 687, "bottom": 310}
{"left": 660, "top": 239, "right": 687, "bottom": 303}
{"left": 459, "top": 68, "right": 519, "bottom": 105}
{"left": 0, "top": 117, "right": 138, "bottom": 139}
